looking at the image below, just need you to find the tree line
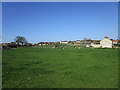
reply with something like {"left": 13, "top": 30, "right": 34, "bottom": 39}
{"left": 2, "top": 36, "right": 33, "bottom": 49}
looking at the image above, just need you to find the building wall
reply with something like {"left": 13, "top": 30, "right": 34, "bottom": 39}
{"left": 91, "top": 43, "right": 101, "bottom": 48}
{"left": 60, "top": 41, "right": 68, "bottom": 44}
{"left": 112, "top": 42, "right": 117, "bottom": 44}
{"left": 100, "top": 38, "right": 112, "bottom": 48}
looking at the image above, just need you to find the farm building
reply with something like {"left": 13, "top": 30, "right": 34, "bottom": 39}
{"left": 112, "top": 40, "right": 118, "bottom": 44}
{"left": 100, "top": 36, "right": 112, "bottom": 48}
{"left": 90, "top": 40, "right": 101, "bottom": 48}
{"left": 60, "top": 41, "right": 69, "bottom": 44}
{"left": 38, "top": 42, "right": 49, "bottom": 45}
{"left": 82, "top": 40, "right": 93, "bottom": 47}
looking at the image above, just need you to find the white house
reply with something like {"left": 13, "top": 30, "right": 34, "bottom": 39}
{"left": 100, "top": 37, "right": 112, "bottom": 48}
{"left": 90, "top": 40, "right": 101, "bottom": 48}
{"left": 91, "top": 43, "right": 101, "bottom": 48}
{"left": 60, "top": 41, "right": 69, "bottom": 44}
{"left": 112, "top": 40, "right": 118, "bottom": 44}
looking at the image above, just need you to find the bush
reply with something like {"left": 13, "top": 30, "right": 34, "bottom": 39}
{"left": 2, "top": 46, "right": 11, "bottom": 50}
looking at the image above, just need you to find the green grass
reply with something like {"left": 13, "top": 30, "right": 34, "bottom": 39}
{"left": 2, "top": 47, "right": 118, "bottom": 88}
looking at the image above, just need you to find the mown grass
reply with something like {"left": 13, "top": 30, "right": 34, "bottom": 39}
{"left": 2, "top": 47, "right": 118, "bottom": 88}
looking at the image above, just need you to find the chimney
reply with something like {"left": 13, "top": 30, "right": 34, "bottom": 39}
{"left": 104, "top": 36, "right": 108, "bottom": 39}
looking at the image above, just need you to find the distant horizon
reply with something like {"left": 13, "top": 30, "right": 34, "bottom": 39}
{"left": 2, "top": 36, "right": 119, "bottom": 44}
{"left": 2, "top": 2, "right": 118, "bottom": 43}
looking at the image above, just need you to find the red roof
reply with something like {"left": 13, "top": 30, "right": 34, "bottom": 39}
{"left": 112, "top": 40, "right": 118, "bottom": 42}
{"left": 0, "top": 43, "right": 7, "bottom": 45}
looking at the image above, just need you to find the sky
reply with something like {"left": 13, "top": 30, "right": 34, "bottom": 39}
{"left": 2, "top": 2, "right": 118, "bottom": 43}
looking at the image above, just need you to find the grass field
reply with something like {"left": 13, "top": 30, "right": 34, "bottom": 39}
{"left": 2, "top": 46, "right": 118, "bottom": 88}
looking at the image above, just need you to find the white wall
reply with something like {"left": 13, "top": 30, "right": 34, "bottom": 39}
{"left": 91, "top": 43, "right": 101, "bottom": 48}
{"left": 60, "top": 41, "right": 68, "bottom": 44}
{"left": 113, "top": 42, "right": 117, "bottom": 44}
{"left": 100, "top": 38, "right": 112, "bottom": 48}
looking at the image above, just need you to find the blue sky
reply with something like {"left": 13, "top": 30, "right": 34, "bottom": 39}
{"left": 2, "top": 2, "right": 118, "bottom": 43}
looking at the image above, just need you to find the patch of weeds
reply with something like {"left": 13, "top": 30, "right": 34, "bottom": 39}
{"left": 64, "top": 71, "right": 72, "bottom": 75}
{"left": 19, "top": 61, "right": 43, "bottom": 66}
{"left": 20, "top": 63, "right": 31, "bottom": 67}
{"left": 25, "top": 64, "right": 31, "bottom": 66}
{"left": 78, "top": 77, "right": 85, "bottom": 82}
{"left": 112, "top": 61, "right": 116, "bottom": 63}
{"left": 32, "top": 61, "right": 43, "bottom": 64}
